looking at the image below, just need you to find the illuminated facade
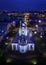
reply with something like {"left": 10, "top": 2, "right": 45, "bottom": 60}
{"left": 11, "top": 22, "right": 34, "bottom": 53}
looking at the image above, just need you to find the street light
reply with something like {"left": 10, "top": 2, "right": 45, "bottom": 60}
{"left": 29, "top": 59, "right": 37, "bottom": 65}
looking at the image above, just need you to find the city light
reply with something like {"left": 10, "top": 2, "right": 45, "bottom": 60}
{"left": 40, "top": 35, "right": 43, "bottom": 38}
{"left": 30, "top": 59, "right": 37, "bottom": 65}
{"left": 12, "top": 21, "right": 16, "bottom": 24}
{"left": 34, "top": 31, "right": 37, "bottom": 34}
{"left": 6, "top": 58, "right": 12, "bottom": 63}
{"left": 5, "top": 42, "right": 8, "bottom": 45}
{"left": 6, "top": 36, "right": 9, "bottom": 39}
{"left": 2, "top": 30, "right": 4, "bottom": 33}
{"left": 35, "top": 25, "right": 38, "bottom": 28}
{"left": 38, "top": 20, "right": 41, "bottom": 23}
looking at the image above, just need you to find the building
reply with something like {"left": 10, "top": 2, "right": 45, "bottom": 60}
{"left": 11, "top": 22, "right": 34, "bottom": 53}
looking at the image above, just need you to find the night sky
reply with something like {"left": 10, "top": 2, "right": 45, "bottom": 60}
{"left": 0, "top": 0, "right": 46, "bottom": 11}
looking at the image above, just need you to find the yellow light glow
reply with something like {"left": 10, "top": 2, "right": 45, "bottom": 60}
{"left": 30, "top": 59, "right": 37, "bottom": 65}
{"left": 6, "top": 58, "right": 12, "bottom": 63}
{"left": 5, "top": 43, "right": 8, "bottom": 45}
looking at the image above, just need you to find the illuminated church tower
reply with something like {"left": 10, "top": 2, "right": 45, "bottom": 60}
{"left": 11, "top": 21, "right": 34, "bottom": 53}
